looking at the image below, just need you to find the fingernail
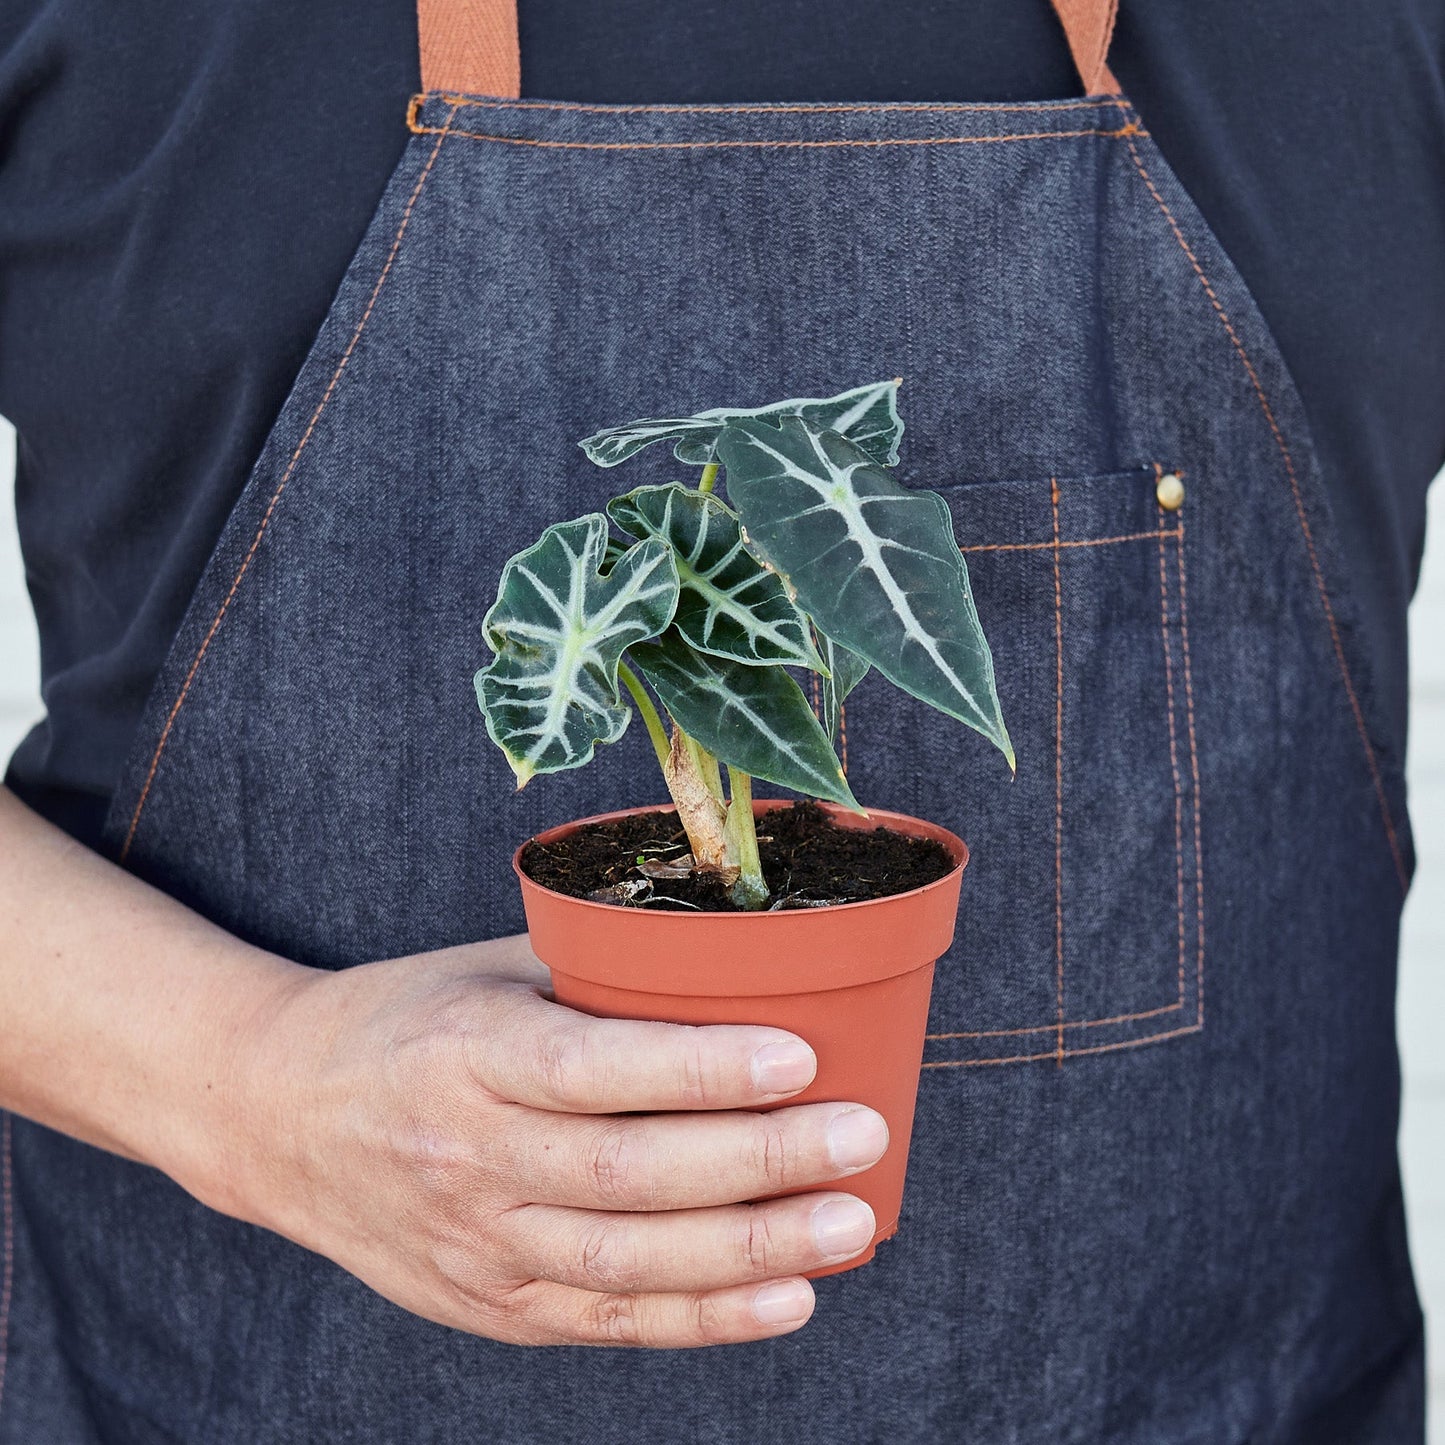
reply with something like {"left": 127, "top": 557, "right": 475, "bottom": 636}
{"left": 752, "top": 1279, "right": 814, "bottom": 1326}
{"left": 826, "top": 1107, "right": 889, "bottom": 1171}
{"left": 750, "top": 1040, "right": 816, "bottom": 1095}
{"left": 811, "top": 1197, "right": 876, "bottom": 1259}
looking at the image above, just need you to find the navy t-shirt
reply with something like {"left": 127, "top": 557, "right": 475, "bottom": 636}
{"left": 1, "top": 0, "right": 1443, "bottom": 851}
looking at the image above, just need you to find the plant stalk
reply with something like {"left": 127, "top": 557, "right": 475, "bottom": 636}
{"left": 697, "top": 460, "right": 720, "bottom": 494}
{"left": 662, "top": 726, "right": 730, "bottom": 871}
{"left": 724, "top": 767, "right": 770, "bottom": 910}
{"left": 620, "top": 661, "right": 734, "bottom": 876}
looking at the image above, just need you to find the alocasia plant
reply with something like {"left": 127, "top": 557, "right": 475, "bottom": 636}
{"left": 475, "top": 381, "right": 1012, "bottom": 910}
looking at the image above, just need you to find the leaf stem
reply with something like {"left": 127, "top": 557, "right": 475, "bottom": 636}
{"left": 724, "top": 767, "right": 770, "bottom": 910}
{"left": 617, "top": 660, "right": 670, "bottom": 771}
{"left": 698, "top": 461, "right": 720, "bottom": 494}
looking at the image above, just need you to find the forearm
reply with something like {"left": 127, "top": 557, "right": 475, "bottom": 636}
{"left": 0, "top": 784, "right": 311, "bottom": 1203}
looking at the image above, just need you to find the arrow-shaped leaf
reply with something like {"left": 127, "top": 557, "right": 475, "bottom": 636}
{"left": 718, "top": 416, "right": 1013, "bottom": 765}
{"left": 627, "top": 630, "right": 861, "bottom": 811}
{"left": 817, "top": 633, "right": 870, "bottom": 744}
{"left": 475, "top": 516, "right": 679, "bottom": 786}
{"left": 608, "top": 483, "right": 823, "bottom": 672}
{"left": 579, "top": 380, "right": 904, "bottom": 470}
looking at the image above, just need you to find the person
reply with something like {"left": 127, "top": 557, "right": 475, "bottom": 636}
{"left": 0, "top": 0, "right": 1440, "bottom": 1438}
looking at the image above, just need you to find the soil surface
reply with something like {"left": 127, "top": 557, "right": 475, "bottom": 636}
{"left": 519, "top": 801, "right": 955, "bottom": 912}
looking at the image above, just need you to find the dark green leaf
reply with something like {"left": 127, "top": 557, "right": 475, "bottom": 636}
{"left": 474, "top": 517, "right": 679, "bottom": 785}
{"left": 719, "top": 416, "right": 1012, "bottom": 765}
{"left": 608, "top": 483, "right": 822, "bottom": 670}
{"left": 628, "top": 630, "right": 860, "bottom": 810}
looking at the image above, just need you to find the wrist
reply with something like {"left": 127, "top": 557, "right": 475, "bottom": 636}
{"left": 162, "top": 945, "right": 323, "bottom": 1228}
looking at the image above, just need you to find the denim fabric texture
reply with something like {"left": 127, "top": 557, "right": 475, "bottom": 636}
{"left": 0, "top": 92, "right": 1424, "bottom": 1441}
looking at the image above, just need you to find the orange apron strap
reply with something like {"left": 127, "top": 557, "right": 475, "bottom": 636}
{"left": 415, "top": 0, "right": 1119, "bottom": 103}
{"left": 1049, "top": 0, "right": 1122, "bottom": 96}
{"left": 417, "top": 0, "right": 520, "bottom": 97}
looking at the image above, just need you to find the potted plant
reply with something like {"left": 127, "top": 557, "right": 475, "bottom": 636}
{"left": 474, "top": 381, "right": 1012, "bottom": 1275}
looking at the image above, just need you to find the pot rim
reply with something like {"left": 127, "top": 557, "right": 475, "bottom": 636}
{"left": 511, "top": 798, "right": 968, "bottom": 921}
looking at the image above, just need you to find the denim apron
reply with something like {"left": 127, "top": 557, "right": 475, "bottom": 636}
{"left": 0, "top": 0, "right": 1425, "bottom": 1439}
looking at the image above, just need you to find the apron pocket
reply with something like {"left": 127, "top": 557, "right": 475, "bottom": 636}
{"left": 839, "top": 464, "right": 1204, "bottom": 1067}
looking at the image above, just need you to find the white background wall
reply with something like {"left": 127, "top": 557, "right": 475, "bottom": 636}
{"left": 1403, "top": 475, "right": 1445, "bottom": 1437}
{"left": 0, "top": 420, "right": 1439, "bottom": 1430}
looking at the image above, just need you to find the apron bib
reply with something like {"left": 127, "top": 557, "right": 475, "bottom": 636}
{"left": 1, "top": 2, "right": 1424, "bottom": 1439}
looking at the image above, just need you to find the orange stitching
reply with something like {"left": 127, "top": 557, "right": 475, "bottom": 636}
{"left": 1156, "top": 475, "right": 1189, "bottom": 1015}
{"left": 409, "top": 123, "right": 1146, "bottom": 152}
{"left": 1123, "top": 130, "right": 1408, "bottom": 894}
{"left": 922, "top": 1024, "right": 1202, "bottom": 1069}
{"left": 118, "top": 111, "right": 460, "bottom": 860}
{"left": 926, "top": 999, "right": 1182, "bottom": 1040}
{"left": 1176, "top": 510, "right": 1206, "bottom": 1024}
{"left": 422, "top": 92, "right": 1133, "bottom": 118}
{"left": 960, "top": 527, "right": 1181, "bottom": 554}
{"left": 1051, "top": 477, "right": 1065, "bottom": 1068}
{"left": 0, "top": 1113, "right": 12, "bottom": 1416}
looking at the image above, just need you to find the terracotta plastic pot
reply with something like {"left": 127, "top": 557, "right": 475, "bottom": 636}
{"left": 514, "top": 799, "right": 968, "bottom": 1278}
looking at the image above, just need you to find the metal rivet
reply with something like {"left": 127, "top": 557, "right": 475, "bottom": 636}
{"left": 1156, "top": 472, "right": 1185, "bottom": 511}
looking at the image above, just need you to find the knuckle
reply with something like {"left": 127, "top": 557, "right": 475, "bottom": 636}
{"left": 428, "top": 1239, "right": 475, "bottom": 1300}
{"left": 403, "top": 994, "right": 494, "bottom": 1095}
{"left": 577, "top": 1217, "right": 646, "bottom": 1292}
{"left": 585, "top": 1120, "right": 653, "bottom": 1208}
{"left": 587, "top": 1291, "right": 645, "bottom": 1347}
{"left": 432, "top": 1239, "right": 512, "bottom": 1324}
{"left": 690, "top": 1290, "right": 735, "bottom": 1346}
{"left": 479, "top": 1282, "right": 568, "bottom": 1348}
{"left": 749, "top": 1117, "right": 796, "bottom": 1191}
{"left": 739, "top": 1207, "right": 781, "bottom": 1277}
{"left": 404, "top": 1128, "right": 472, "bottom": 1198}
{"left": 673, "top": 1034, "right": 719, "bottom": 1110}
{"left": 533, "top": 1022, "right": 594, "bottom": 1108}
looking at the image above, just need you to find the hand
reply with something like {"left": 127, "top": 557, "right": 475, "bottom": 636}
{"left": 218, "top": 934, "right": 890, "bottom": 1348}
